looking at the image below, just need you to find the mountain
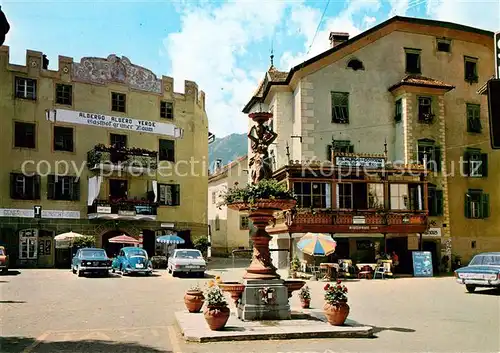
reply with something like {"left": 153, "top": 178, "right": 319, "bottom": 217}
{"left": 208, "top": 133, "right": 247, "bottom": 170}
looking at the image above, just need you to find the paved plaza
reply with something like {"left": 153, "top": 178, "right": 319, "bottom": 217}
{"left": 0, "top": 261, "right": 499, "bottom": 353}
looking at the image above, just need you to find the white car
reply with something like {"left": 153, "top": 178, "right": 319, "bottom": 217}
{"left": 167, "top": 249, "right": 206, "bottom": 277}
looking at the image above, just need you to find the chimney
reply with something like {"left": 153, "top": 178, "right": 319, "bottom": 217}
{"left": 42, "top": 54, "right": 49, "bottom": 69}
{"left": 329, "top": 32, "right": 349, "bottom": 48}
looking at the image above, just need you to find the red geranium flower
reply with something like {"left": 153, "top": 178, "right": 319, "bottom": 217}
{"left": 324, "top": 284, "right": 330, "bottom": 290}
{"left": 337, "top": 280, "right": 342, "bottom": 284}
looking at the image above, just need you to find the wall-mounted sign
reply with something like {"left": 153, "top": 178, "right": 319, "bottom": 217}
{"left": 335, "top": 156, "right": 385, "bottom": 169}
{"left": 46, "top": 109, "right": 183, "bottom": 138}
{"left": 118, "top": 210, "right": 136, "bottom": 217}
{"left": 348, "top": 225, "right": 379, "bottom": 231}
{"left": 97, "top": 206, "right": 112, "bottom": 214}
{"left": 0, "top": 209, "right": 80, "bottom": 219}
{"left": 161, "top": 223, "right": 175, "bottom": 228}
{"left": 423, "top": 228, "right": 442, "bottom": 237}
{"left": 34, "top": 205, "right": 42, "bottom": 219}
{"left": 352, "top": 216, "right": 366, "bottom": 225}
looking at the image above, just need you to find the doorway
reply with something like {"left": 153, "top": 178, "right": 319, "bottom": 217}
{"left": 386, "top": 236, "right": 410, "bottom": 274}
{"left": 109, "top": 179, "right": 128, "bottom": 200}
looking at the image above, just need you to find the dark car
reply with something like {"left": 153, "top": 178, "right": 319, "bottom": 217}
{"left": 0, "top": 246, "right": 9, "bottom": 274}
{"left": 455, "top": 252, "right": 500, "bottom": 292}
{"left": 72, "top": 248, "right": 112, "bottom": 277}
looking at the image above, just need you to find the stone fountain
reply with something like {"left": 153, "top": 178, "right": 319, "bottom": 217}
{"left": 220, "top": 111, "right": 305, "bottom": 321}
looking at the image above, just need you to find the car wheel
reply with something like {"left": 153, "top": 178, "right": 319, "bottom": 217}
{"left": 1, "top": 268, "right": 7, "bottom": 275}
{"left": 72, "top": 266, "right": 76, "bottom": 274}
{"left": 112, "top": 267, "right": 115, "bottom": 273}
{"left": 466, "top": 285, "right": 476, "bottom": 293}
{"left": 77, "top": 267, "right": 83, "bottom": 277}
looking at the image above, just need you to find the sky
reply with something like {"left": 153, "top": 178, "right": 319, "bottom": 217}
{"left": 2, "top": 0, "right": 499, "bottom": 138}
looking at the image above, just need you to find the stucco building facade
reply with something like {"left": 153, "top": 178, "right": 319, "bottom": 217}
{"left": 208, "top": 156, "right": 250, "bottom": 256}
{"left": 244, "top": 16, "right": 498, "bottom": 268}
{"left": 0, "top": 46, "right": 209, "bottom": 267}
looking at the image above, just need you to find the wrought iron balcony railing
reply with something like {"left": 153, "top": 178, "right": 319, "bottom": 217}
{"left": 87, "top": 144, "right": 158, "bottom": 171}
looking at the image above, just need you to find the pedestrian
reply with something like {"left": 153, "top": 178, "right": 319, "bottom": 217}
{"left": 392, "top": 251, "right": 399, "bottom": 273}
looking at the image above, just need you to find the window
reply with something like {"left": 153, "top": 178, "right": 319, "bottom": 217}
{"left": 463, "top": 148, "right": 488, "bottom": 177}
{"left": 110, "top": 133, "right": 127, "bottom": 149}
{"left": 269, "top": 149, "right": 276, "bottom": 171}
{"left": 111, "top": 92, "right": 126, "bottom": 112}
{"left": 464, "top": 189, "right": 489, "bottom": 219}
{"left": 347, "top": 58, "right": 364, "bottom": 71}
{"left": 160, "top": 101, "right": 174, "bottom": 119}
{"left": 240, "top": 215, "right": 249, "bottom": 230}
{"left": 436, "top": 38, "right": 451, "bottom": 52}
{"left": 10, "top": 173, "right": 40, "bottom": 200}
{"left": 19, "top": 229, "right": 38, "bottom": 260}
{"left": 428, "top": 185, "right": 444, "bottom": 216}
{"left": 294, "top": 182, "right": 331, "bottom": 209}
{"left": 464, "top": 56, "right": 478, "bottom": 83}
{"left": 417, "top": 140, "right": 441, "bottom": 172}
{"left": 47, "top": 175, "right": 80, "bottom": 201}
{"left": 14, "top": 122, "right": 36, "bottom": 148}
{"left": 55, "top": 84, "right": 72, "bottom": 105}
{"left": 395, "top": 99, "right": 402, "bottom": 122}
{"left": 158, "top": 184, "right": 180, "bottom": 206}
{"left": 215, "top": 216, "right": 220, "bottom": 231}
{"left": 466, "top": 104, "right": 481, "bottom": 133}
{"left": 390, "top": 184, "right": 409, "bottom": 210}
{"left": 405, "top": 48, "right": 421, "bottom": 74}
{"left": 54, "top": 126, "right": 74, "bottom": 152}
{"left": 418, "top": 97, "right": 434, "bottom": 123}
{"left": 159, "top": 139, "right": 175, "bottom": 162}
{"left": 368, "top": 184, "right": 384, "bottom": 209}
{"left": 331, "top": 92, "right": 349, "bottom": 124}
{"left": 337, "top": 183, "right": 353, "bottom": 209}
{"left": 327, "top": 140, "right": 354, "bottom": 160}
{"left": 15, "top": 77, "right": 37, "bottom": 100}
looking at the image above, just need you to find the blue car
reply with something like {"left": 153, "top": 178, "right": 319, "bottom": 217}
{"left": 455, "top": 252, "right": 500, "bottom": 293}
{"left": 72, "top": 248, "right": 112, "bottom": 277}
{"left": 112, "top": 247, "right": 153, "bottom": 275}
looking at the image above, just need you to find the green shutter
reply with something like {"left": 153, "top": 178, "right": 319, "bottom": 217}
{"left": 173, "top": 185, "right": 180, "bottom": 206}
{"left": 481, "top": 153, "right": 488, "bottom": 177}
{"left": 434, "top": 146, "right": 442, "bottom": 172}
{"left": 47, "top": 175, "right": 55, "bottom": 200}
{"left": 34, "top": 175, "right": 41, "bottom": 199}
{"left": 464, "top": 193, "right": 471, "bottom": 218}
{"left": 71, "top": 177, "right": 80, "bottom": 201}
{"left": 436, "top": 190, "right": 444, "bottom": 216}
{"left": 463, "top": 150, "right": 471, "bottom": 176}
{"left": 481, "top": 193, "right": 490, "bottom": 218}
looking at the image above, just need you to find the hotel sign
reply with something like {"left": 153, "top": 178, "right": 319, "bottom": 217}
{"left": 352, "top": 216, "right": 366, "bottom": 224}
{"left": 335, "top": 156, "right": 385, "bottom": 169}
{"left": 0, "top": 208, "right": 80, "bottom": 219}
{"left": 423, "top": 228, "right": 442, "bottom": 237}
{"left": 46, "top": 109, "right": 184, "bottom": 138}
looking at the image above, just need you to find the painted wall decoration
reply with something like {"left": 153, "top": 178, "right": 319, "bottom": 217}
{"left": 72, "top": 55, "right": 162, "bottom": 94}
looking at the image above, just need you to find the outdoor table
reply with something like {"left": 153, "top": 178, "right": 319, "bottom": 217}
{"left": 319, "top": 263, "right": 339, "bottom": 281}
{"left": 355, "top": 263, "right": 377, "bottom": 271}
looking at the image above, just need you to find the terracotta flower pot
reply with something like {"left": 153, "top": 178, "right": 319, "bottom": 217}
{"left": 300, "top": 299, "right": 310, "bottom": 309}
{"left": 184, "top": 290, "right": 205, "bottom": 313}
{"left": 204, "top": 305, "right": 230, "bottom": 331}
{"left": 323, "top": 302, "right": 350, "bottom": 326}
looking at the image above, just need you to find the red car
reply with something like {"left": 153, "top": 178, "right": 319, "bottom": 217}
{"left": 0, "top": 246, "right": 9, "bottom": 274}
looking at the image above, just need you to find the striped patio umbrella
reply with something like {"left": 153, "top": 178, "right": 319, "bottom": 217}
{"left": 297, "top": 233, "right": 337, "bottom": 256}
{"left": 108, "top": 234, "right": 140, "bottom": 245}
{"left": 156, "top": 234, "right": 185, "bottom": 244}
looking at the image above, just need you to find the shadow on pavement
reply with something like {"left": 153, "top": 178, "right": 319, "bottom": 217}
{"left": 0, "top": 270, "right": 21, "bottom": 276}
{"left": 0, "top": 300, "right": 26, "bottom": 304}
{"left": 0, "top": 337, "right": 171, "bottom": 353}
{"left": 470, "top": 288, "right": 500, "bottom": 296}
{"left": 371, "top": 326, "right": 416, "bottom": 334}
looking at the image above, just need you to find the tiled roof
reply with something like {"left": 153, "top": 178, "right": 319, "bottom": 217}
{"left": 389, "top": 75, "right": 455, "bottom": 92}
{"left": 267, "top": 66, "right": 288, "bottom": 82}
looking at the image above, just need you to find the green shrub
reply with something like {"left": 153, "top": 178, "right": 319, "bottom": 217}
{"left": 218, "top": 179, "right": 295, "bottom": 207}
{"left": 73, "top": 236, "right": 96, "bottom": 248}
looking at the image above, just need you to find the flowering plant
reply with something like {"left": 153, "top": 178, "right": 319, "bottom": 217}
{"left": 189, "top": 283, "right": 201, "bottom": 291}
{"left": 324, "top": 280, "right": 348, "bottom": 304}
{"left": 298, "top": 285, "right": 311, "bottom": 300}
{"left": 205, "top": 279, "right": 227, "bottom": 307}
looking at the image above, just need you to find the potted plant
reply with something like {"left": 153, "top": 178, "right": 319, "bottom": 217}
{"left": 298, "top": 285, "right": 311, "bottom": 308}
{"left": 290, "top": 257, "right": 300, "bottom": 278}
{"left": 323, "top": 280, "right": 349, "bottom": 326}
{"left": 184, "top": 284, "right": 205, "bottom": 313}
{"left": 203, "top": 281, "right": 230, "bottom": 330}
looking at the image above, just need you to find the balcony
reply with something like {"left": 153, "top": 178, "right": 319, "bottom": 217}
{"left": 88, "top": 199, "right": 157, "bottom": 221}
{"left": 270, "top": 209, "right": 428, "bottom": 234}
{"left": 87, "top": 144, "right": 158, "bottom": 174}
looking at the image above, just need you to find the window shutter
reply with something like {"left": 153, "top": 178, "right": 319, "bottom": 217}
{"left": 480, "top": 153, "right": 488, "bottom": 177}
{"left": 464, "top": 193, "right": 471, "bottom": 218}
{"left": 47, "top": 175, "right": 55, "bottom": 200}
{"left": 173, "top": 185, "right": 180, "bottom": 206}
{"left": 326, "top": 145, "right": 332, "bottom": 161}
{"left": 10, "top": 173, "right": 16, "bottom": 199}
{"left": 34, "top": 175, "right": 41, "bottom": 199}
{"left": 436, "top": 190, "right": 444, "bottom": 216}
{"left": 72, "top": 177, "right": 80, "bottom": 201}
{"left": 481, "top": 193, "right": 490, "bottom": 218}
{"left": 348, "top": 145, "right": 354, "bottom": 153}
{"left": 463, "top": 151, "right": 471, "bottom": 176}
{"left": 434, "top": 146, "right": 442, "bottom": 172}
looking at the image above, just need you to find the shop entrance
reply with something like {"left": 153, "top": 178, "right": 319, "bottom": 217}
{"left": 422, "top": 240, "right": 440, "bottom": 274}
{"left": 386, "top": 236, "right": 411, "bottom": 274}
{"left": 102, "top": 230, "right": 132, "bottom": 258}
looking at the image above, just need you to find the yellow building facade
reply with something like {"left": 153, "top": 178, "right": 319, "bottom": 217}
{"left": 0, "top": 47, "right": 209, "bottom": 267}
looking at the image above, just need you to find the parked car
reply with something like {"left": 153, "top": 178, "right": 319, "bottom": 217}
{"left": 167, "top": 249, "right": 206, "bottom": 277}
{"left": 72, "top": 248, "right": 112, "bottom": 277}
{"left": 0, "top": 246, "right": 9, "bottom": 274}
{"left": 455, "top": 252, "right": 500, "bottom": 292}
{"left": 112, "top": 247, "right": 153, "bottom": 275}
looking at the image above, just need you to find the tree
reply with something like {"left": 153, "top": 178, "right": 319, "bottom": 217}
{"left": 193, "top": 236, "right": 209, "bottom": 256}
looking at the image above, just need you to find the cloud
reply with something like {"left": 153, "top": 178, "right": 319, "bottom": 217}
{"left": 426, "top": 0, "right": 499, "bottom": 31}
{"left": 388, "top": 0, "right": 410, "bottom": 16}
{"left": 280, "top": 0, "right": 381, "bottom": 70}
{"left": 164, "top": 1, "right": 290, "bottom": 137}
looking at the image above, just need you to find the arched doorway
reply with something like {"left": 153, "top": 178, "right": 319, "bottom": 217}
{"left": 101, "top": 230, "right": 132, "bottom": 258}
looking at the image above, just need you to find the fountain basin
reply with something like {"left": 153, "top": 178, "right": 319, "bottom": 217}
{"left": 219, "top": 282, "right": 246, "bottom": 305}
{"left": 284, "top": 280, "right": 306, "bottom": 298}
